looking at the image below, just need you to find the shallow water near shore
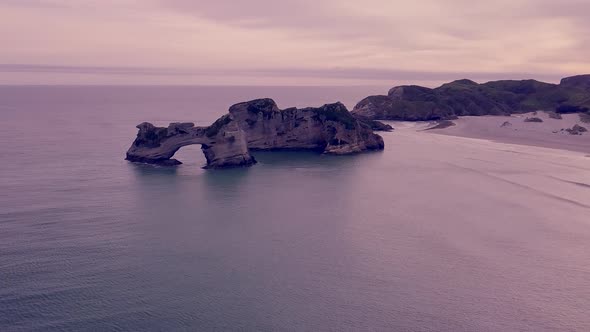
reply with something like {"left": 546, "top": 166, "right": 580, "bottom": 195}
{"left": 1, "top": 86, "right": 590, "bottom": 331}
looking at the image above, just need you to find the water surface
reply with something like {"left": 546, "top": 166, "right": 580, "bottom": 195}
{"left": 1, "top": 86, "right": 589, "bottom": 331}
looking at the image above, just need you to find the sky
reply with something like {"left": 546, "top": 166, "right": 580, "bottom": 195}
{"left": 1, "top": 0, "right": 589, "bottom": 86}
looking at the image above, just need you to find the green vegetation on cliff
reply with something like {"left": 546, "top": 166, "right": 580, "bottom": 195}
{"left": 310, "top": 102, "right": 357, "bottom": 129}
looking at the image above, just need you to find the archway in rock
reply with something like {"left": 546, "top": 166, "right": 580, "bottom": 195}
{"left": 125, "top": 121, "right": 256, "bottom": 168}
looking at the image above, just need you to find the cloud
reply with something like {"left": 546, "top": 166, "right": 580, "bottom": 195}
{"left": 0, "top": 0, "right": 66, "bottom": 8}
{"left": 0, "top": 0, "right": 588, "bottom": 84}
{"left": 152, "top": 0, "right": 590, "bottom": 74}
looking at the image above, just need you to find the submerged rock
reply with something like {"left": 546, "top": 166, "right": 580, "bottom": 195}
{"left": 500, "top": 121, "right": 513, "bottom": 128}
{"left": 426, "top": 120, "right": 455, "bottom": 130}
{"left": 524, "top": 117, "right": 543, "bottom": 123}
{"left": 126, "top": 99, "right": 384, "bottom": 168}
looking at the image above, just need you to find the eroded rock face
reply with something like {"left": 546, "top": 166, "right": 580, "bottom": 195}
{"left": 126, "top": 98, "right": 384, "bottom": 168}
{"left": 125, "top": 119, "right": 255, "bottom": 169}
{"left": 228, "top": 99, "right": 384, "bottom": 154}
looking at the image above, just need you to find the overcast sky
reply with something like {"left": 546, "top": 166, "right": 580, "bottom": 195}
{"left": 1, "top": 0, "right": 588, "bottom": 85}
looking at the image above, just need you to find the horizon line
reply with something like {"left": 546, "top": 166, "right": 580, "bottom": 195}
{"left": 0, "top": 64, "right": 575, "bottom": 83}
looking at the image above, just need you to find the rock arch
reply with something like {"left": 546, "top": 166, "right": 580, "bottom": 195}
{"left": 126, "top": 99, "right": 385, "bottom": 169}
{"left": 125, "top": 120, "right": 256, "bottom": 168}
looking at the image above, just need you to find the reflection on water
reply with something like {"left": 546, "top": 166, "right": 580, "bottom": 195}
{"left": 252, "top": 149, "right": 384, "bottom": 169}
{"left": 131, "top": 163, "right": 180, "bottom": 176}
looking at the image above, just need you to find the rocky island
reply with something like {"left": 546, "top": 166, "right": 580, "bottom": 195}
{"left": 353, "top": 75, "right": 590, "bottom": 121}
{"left": 126, "top": 98, "right": 385, "bottom": 168}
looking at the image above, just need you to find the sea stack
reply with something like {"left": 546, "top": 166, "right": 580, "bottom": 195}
{"left": 126, "top": 98, "right": 385, "bottom": 169}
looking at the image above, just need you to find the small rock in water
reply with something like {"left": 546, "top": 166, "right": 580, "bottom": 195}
{"left": 524, "top": 117, "right": 543, "bottom": 123}
{"left": 500, "top": 121, "right": 512, "bottom": 128}
{"left": 426, "top": 120, "right": 455, "bottom": 130}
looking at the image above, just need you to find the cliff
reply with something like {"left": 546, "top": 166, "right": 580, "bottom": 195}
{"left": 126, "top": 98, "right": 384, "bottom": 168}
{"left": 353, "top": 75, "right": 590, "bottom": 121}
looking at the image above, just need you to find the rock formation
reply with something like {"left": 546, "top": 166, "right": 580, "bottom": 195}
{"left": 425, "top": 120, "right": 455, "bottom": 130}
{"left": 126, "top": 99, "right": 385, "bottom": 168}
{"left": 546, "top": 111, "right": 562, "bottom": 119}
{"left": 353, "top": 75, "right": 590, "bottom": 121}
{"left": 352, "top": 114, "right": 394, "bottom": 131}
{"left": 125, "top": 120, "right": 255, "bottom": 168}
{"left": 566, "top": 124, "right": 588, "bottom": 135}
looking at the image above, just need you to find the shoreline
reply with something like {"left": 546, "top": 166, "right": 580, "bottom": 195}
{"left": 421, "top": 112, "right": 590, "bottom": 154}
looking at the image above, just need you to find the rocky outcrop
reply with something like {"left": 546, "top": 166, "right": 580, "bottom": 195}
{"left": 425, "top": 120, "right": 455, "bottom": 130}
{"left": 524, "top": 117, "right": 543, "bottom": 123}
{"left": 353, "top": 75, "right": 590, "bottom": 121}
{"left": 546, "top": 111, "right": 562, "bottom": 119}
{"left": 352, "top": 114, "right": 394, "bottom": 132}
{"left": 126, "top": 98, "right": 384, "bottom": 168}
{"left": 566, "top": 124, "right": 588, "bottom": 135}
{"left": 228, "top": 99, "right": 384, "bottom": 154}
{"left": 125, "top": 120, "right": 255, "bottom": 169}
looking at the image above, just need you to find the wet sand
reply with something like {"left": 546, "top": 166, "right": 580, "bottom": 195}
{"left": 424, "top": 112, "right": 590, "bottom": 154}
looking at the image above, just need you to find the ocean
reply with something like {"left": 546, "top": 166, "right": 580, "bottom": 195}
{"left": 1, "top": 86, "right": 589, "bottom": 331}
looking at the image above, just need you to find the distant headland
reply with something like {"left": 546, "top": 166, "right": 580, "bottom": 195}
{"left": 126, "top": 98, "right": 387, "bottom": 169}
{"left": 353, "top": 75, "right": 590, "bottom": 121}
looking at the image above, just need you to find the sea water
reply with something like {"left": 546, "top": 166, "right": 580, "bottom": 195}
{"left": 1, "top": 86, "right": 589, "bottom": 331}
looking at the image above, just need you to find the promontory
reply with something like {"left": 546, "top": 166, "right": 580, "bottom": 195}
{"left": 353, "top": 74, "right": 590, "bottom": 121}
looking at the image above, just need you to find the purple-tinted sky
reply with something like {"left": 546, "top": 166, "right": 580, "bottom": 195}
{"left": 1, "top": 0, "right": 589, "bottom": 85}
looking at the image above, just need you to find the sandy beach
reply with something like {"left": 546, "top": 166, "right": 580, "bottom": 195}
{"left": 424, "top": 112, "right": 590, "bottom": 154}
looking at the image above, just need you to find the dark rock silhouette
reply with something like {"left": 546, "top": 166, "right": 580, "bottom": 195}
{"left": 353, "top": 75, "right": 590, "bottom": 121}
{"left": 546, "top": 111, "right": 563, "bottom": 119}
{"left": 560, "top": 74, "right": 590, "bottom": 91}
{"left": 566, "top": 124, "right": 588, "bottom": 135}
{"left": 426, "top": 120, "right": 455, "bottom": 130}
{"left": 352, "top": 114, "right": 394, "bottom": 131}
{"left": 126, "top": 99, "right": 384, "bottom": 168}
{"left": 126, "top": 121, "right": 255, "bottom": 168}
